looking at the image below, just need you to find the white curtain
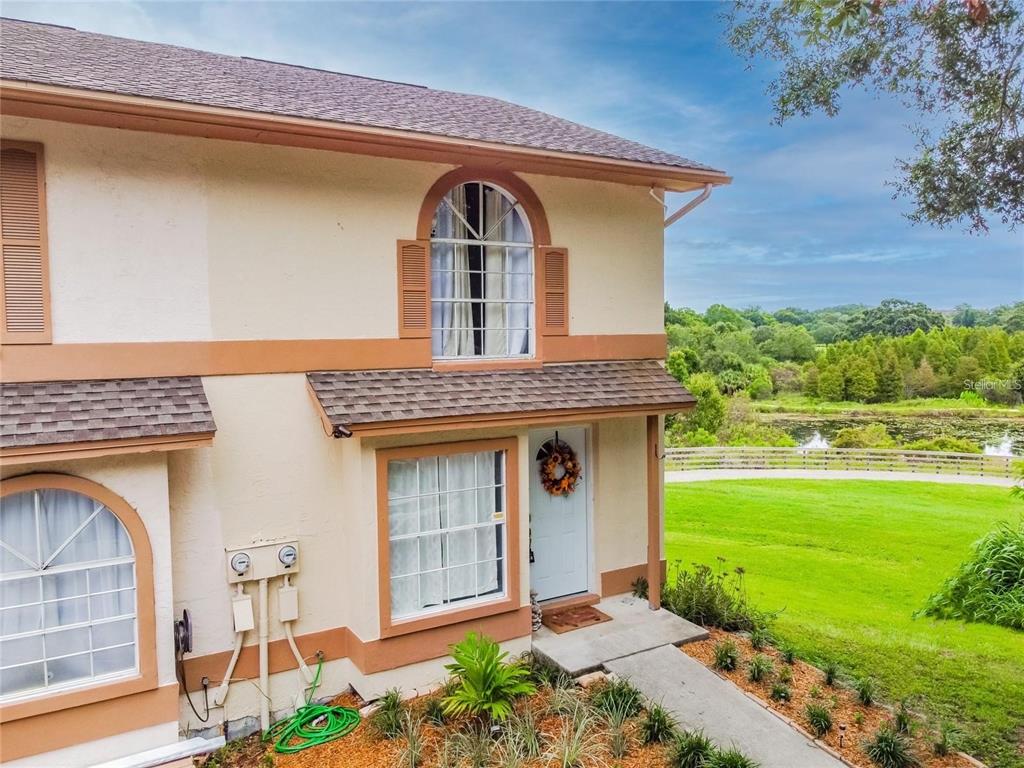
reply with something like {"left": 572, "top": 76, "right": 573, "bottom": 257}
{"left": 0, "top": 489, "right": 135, "bottom": 698}
{"left": 388, "top": 452, "right": 503, "bottom": 619}
{"left": 432, "top": 186, "right": 474, "bottom": 357}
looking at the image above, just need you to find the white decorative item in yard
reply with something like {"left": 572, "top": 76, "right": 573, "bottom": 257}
{"left": 531, "top": 590, "right": 543, "bottom": 631}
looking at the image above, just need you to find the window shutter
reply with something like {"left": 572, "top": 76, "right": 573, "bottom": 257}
{"left": 397, "top": 239, "right": 430, "bottom": 338}
{"left": 1, "top": 142, "right": 50, "bottom": 344}
{"left": 538, "top": 246, "right": 568, "bottom": 337}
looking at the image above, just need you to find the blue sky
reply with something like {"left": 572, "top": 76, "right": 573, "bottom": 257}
{"left": 5, "top": 1, "right": 1022, "bottom": 311}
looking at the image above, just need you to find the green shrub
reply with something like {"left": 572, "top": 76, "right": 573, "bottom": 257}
{"left": 451, "top": 724, "right": 492, "bottom": 768}
{"left": 524, "top": 652, "right": 573, "bottom": 689}
{"left": 920, "top": 520, "right": 1024, "bottom": 630}
{"left": 589, "top": 677, "right": 643, "bottom": 717}
{"left": 809, "top": 684, "right": 823, "bottom": 699}
{"left": 822, "top": 660, "right": 840, "bottom": 686}
{"left": 778, "top": 643, "right": 797, "bottom": 664}
{"left": 502, "top": 705, "right": 542, "bottom": 760}
{"left": 602, "top": 698, "right": 634, "bottom": 759}
{"left": 832, "top": 423, "right": 897, "bottom": 449}
{"left": 442, "top": 632, "right": 536, "bottom": 722}
{"left": 770, "top": 683, "right": 792, "bottom": 702}
{"left": 640, "top": 703, "right": 677, "bottom": 744}
{"left": 423, "top": 695, "right": 446, "bottom": 726}
{"left": 707, "top": 749, "right": 761, "bottom": 768}
{"left": 397, "top": 712, "right": 425, "bottom": 768}
{"left": 670, "top": 428, "right": 719, "bottom": 448}
{"left": 904, "top": 435, "right": 982, "bottom": 453}
{"left": 661, "top": 561, "right": 771, "bottom": 632}
{"left": 631, "top": 575, "right": 649, "bottom": 599}
{"left": 863, "top": 725, "right": 918, "bottom": 768}
{"left": 369, "top": 687, "right": 405, "bottom": 739}
{"left": 747, "top": 654, "right": 774, "bottom": 683}
{"left": 933, "top": 723, "right": 960, "bottom": 756}
{"left": 777, "top": 664, "right": 793, "bottom": 684}
{"left": 749, "top": 627, "right": 771, "bottom": 650}
{"left": 713, "top": 640, "right": 741, "bottom": 671}
{"left": 544, "top": 704, "right": 607, "bottom": 768}
{"left": 667, "top": 730, "right": 717, "bottom": 768}
{"left": 855, "top": 678, "right": 876, "bottom": 706}
{"left": 894, "top": 699, "right": 914, "bottom": 734}
{"left": 805, "top": 703, "right": 833, "bottom": 736}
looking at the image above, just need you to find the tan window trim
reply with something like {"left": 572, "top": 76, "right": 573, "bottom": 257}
{"left": 0, "top": 474, "right": 158, "bottom": 725}
{"left": 375, "top": 437, "right": 521, "bottom": 639}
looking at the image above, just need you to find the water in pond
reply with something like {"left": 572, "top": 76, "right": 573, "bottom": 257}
{"left": 760, "top": 414, "right": 1024, "bottom": 456}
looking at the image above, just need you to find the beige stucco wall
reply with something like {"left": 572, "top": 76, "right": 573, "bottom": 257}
{"left": 2, "top": 117, "right": 665, "bottom": 345}
{"left": 592, "top": 417, "right": 651, "bottom": 574}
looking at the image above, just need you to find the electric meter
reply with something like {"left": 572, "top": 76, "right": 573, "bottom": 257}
{"left": 230, "top": 551, "right": 252, "bottom": 576}
{"left": 278, "top": 544, "right": 298, "bottom": 568}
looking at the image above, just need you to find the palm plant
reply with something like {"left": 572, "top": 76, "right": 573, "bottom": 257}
{"left": 442, "top": 632, "right": 536, "bottom": 722}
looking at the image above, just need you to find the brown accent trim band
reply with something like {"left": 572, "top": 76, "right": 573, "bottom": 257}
{"left": 0, "top": 334, "right": 667, "bottom": 383}
{"left": 416, "top": 169, "right": 552, "bottom": 245}
{"left": 375, "top": 438, "right": 521, "bottom": 639}
{"left": 180, "top": 607, "right": 533, "bottom": 691}
{"left": 0, "top": 81, "right": 731, "bottom": 193}
{"left": 600, "top": 560, "right": 667, "bottom": 598}
{"left": 0, "top": 683, "right": 178, "bottom": 762}
{"left": 0, "top": 337, "right": 431, "bottom": 382}
{"left": 340, "top": 403, "right": 693, "bottom": 439}
{"left": 0, "top": 474, "right": 158, "bottom": 724}
{"left": 1, "top": 432, "right": 215, "bottom": 465}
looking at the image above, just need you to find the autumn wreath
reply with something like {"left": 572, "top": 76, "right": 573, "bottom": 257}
{"left": 537, "top": 438, "right": 582, "bottom": 497}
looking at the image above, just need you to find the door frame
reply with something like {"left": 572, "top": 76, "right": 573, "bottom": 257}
{"left": 528, "top": 424, "right": 596, "bottom": 601}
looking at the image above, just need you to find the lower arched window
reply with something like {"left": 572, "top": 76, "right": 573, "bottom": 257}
{"left": 0, "top": 485, "right": 137, "bottom": 700}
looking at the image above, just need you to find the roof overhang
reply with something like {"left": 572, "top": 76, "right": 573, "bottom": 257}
{"left": 0, "top": 80, "right": 732, "bottom": 193}
{"left": 0, "top": 431, "right": 215, "bottom": 466}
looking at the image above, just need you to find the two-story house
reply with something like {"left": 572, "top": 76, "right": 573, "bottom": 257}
{"left": 0, "top": 18, "right": 729, "bottom": 767}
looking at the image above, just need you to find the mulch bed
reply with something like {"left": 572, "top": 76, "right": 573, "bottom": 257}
{"left": 679, "top": 628, "right": 978, "bottom": 768}
{"left": 204, "top": 687, "right": 672, "bottom": 768}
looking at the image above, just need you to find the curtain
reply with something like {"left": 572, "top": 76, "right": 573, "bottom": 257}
{"left": 387, "top": 451, "right": 504, "bottom": 620}
{"left": 431, "top": 186, "right": 474, "bottom": 357}
{"left": 0, "top": 489, "right": 135, "bottom": 698}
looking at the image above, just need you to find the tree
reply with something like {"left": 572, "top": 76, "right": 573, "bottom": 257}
{"left": 845, "top": 357, "right": 878, "bottom": 402}
{"left": 906, "top": 359, "right": 941, "bottom": 397}
{"left": 817, "top": 365, "right": 846, "bottom": 401}
{"left": 684, "top": 372, "right": 727, "bottom": 434}
{"left": 760, "top": 324, "right": 818, "bottom": 362}
{"left": 666, "top": 349, "right": 692, "bottom": 384}
{"left": 846, "top": 299, "right": 947, "bottom": 338}
{"left": 952, "top": 304, "right": 980, "bottom": 327}
{"left": 725, "top": 0, "right": 1024, "bottom": 232}
{"left": 875, "top": 349, "right": 904, "bottom": 402}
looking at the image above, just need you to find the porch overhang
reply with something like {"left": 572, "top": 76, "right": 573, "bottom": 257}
{"left": 0, "top": 376, "right": 216, "bottom": 465}
{"left": 306, "top": 360, "right": 694, "bottom": 438}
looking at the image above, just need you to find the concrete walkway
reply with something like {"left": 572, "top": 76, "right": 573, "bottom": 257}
{"left": 606, "top": 645, "right": 845, "bottom": 768}
{"left": 532, "top": 595, "right": 707, "bottom": 676}
{"left": 666, "top": 469, "right": 1016, "bottom": 487}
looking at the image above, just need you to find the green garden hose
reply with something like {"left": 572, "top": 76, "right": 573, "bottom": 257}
{"left": 263, "top": 658, "right": 361, "bottom": 753}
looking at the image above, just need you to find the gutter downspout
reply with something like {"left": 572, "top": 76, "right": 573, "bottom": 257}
{"left": 659, "top": 183, "right": 713, "bottom": 228}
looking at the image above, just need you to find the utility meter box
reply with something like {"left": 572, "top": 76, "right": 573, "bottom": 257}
{"left": 225, "top": 539, "right": 300, "bottom": 583}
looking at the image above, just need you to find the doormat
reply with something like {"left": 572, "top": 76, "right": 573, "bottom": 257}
{"left": 541, "top": 605, "right": 612, "bottom": 634}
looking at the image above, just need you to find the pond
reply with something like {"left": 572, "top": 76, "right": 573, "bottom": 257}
{"left": 760, "top": 413, "right": 1024, "bottom": 456}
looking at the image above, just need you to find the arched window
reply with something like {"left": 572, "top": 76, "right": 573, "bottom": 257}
{"left": 430, "top": 181, "right": 534, "bottom": 359}
{"left": 0, "top": 483, "right": 138, "bottom": 701}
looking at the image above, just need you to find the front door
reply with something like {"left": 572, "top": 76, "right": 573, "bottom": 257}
{"left": 529, "top": 426, "right": 590, "bottom": 601}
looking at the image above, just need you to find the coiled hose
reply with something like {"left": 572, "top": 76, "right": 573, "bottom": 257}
{"left": 263, "top": 658, "right": 361, "bottom": 753}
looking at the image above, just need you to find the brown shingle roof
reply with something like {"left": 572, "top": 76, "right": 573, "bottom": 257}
{"left": 0, "top": 18, "right": 720, "bottom": 174}
{"left": 307, "top": 360, "right": 694, "bottom": 436}
{"left": 1, "top": 377, "right": 216, "bottom": 449}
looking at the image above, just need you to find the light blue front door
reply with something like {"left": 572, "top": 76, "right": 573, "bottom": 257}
{"left": 528, "top": 427, "right": 589, "bottom": 601}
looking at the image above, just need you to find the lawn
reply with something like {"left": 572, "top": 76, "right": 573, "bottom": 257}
{"left": 664, "top": 480, "right": 1024, "bottom": 768}
{"left": 751, "top": 393, "right": 1022, "bottom": 417}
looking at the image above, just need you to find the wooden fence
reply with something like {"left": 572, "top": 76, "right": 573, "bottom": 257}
{"left": 664, "top": 446, "right": 1017, "bottom": 479}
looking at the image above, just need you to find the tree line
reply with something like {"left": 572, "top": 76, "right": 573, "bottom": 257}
{"left": 665, "top": 298, "right": 1024, "bottom": 406}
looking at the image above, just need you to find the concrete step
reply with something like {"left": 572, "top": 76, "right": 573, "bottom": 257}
{"left": 531, "top": 594, "right": 707, "bottom": 676}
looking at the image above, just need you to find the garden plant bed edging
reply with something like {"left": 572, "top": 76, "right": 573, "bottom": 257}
{"left": 679, "top": 628, "right": 984, "bottom": 768}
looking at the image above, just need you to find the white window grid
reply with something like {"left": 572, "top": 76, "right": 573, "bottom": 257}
{"left": 431, "top": 182, "right": 535, "bottom": 361}
{"left": 388, "top": 451, "right": 507, "bottom": 620}
{"left": 0, "top": 490, "right": 138, "bottom": 701}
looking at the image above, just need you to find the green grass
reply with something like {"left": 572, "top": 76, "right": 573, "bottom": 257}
{"left": 664, "top": 480, "right": 1024, "bottom": 768}
{"left": 752, "top": 393, "right": 1021, "bottom": 417}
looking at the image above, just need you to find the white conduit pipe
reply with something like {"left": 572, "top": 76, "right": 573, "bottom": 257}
{"left": 258, "top": 577, "right": 270, "bottom": 733}
{"left": 214, "top": 584, "right": 247, "bottom": 707}
{"left": 282, "top": 575, "right": 313, "bottom": 684}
